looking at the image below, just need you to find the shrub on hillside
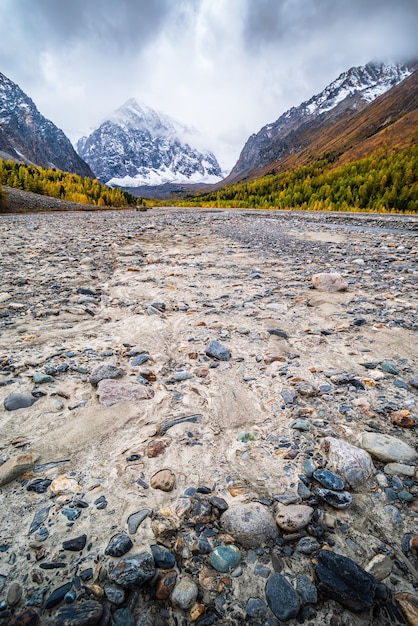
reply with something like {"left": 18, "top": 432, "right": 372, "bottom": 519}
{"left": 0, "top": 185, "right": 7, "bottom": 211}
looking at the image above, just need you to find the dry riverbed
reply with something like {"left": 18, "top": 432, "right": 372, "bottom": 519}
{"left": 0, "top": 207, "right": 417, "bottom": 625}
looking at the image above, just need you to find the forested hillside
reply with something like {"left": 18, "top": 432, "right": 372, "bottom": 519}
{"left": 0, "top": 159, "right": 140, "bottom": 207}
{"left": 174, "top": 144, "right": 418, "bottom": 213}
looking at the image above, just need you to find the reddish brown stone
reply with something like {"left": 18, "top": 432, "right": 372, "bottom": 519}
{"left": 395, "top": 592, "right": 418, "bottom": 626}
{"left": 10, "top": 608, "right": 40, "bottom": 626}
{"left": 146, "top": 440, "right": 169, "bottom": 458}
{"left": 390, "top": 410, "right": 415, "bottom": 429}
{"left": 156, "top": 570, "right": 177, "bottom": 599}
{"left": 194, "top": 367, "right": 209, "bottom": 377}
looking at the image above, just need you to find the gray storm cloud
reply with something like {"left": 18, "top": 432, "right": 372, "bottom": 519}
{"left": 0, "top": 0, "right": 417, "bottom": 170}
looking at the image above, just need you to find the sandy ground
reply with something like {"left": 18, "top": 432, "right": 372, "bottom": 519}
{"left": 0, "top": 207, "right": 417, "bottom": 624}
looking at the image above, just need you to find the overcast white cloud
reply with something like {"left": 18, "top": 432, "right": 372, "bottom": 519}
{"left": 0, "top": 0, "right": 417, "bottom": 171}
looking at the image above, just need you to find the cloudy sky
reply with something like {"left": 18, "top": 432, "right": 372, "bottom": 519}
{"left": 0, "top": 0, "right": 417, "bottom": 171}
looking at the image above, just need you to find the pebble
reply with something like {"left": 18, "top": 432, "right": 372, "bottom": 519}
{"left": 46, "top": 600, "right": 103, "bottom": 625}
{"left": 150, "top": 468, "right": 176, "bottom": 492}
{"left": 7, "top": 581, "right": 22, "bottom": 607}
{"left": 109, "top": 552, "right": 155, "bottom": 587}
{"left": 220, "top": 502, "right": 277, "bottom": 548}
{"left": 314, "top": 550, "right": 377, "bottom": 611}
{"left": 296, "top": 537, "right": 320, "bottom": 554}
{"left": 32, "top": 372, "right": 54, "bottom": 384}
{"left": 49, "top": 476, "right": 82, "bottom": 495}
{"left": 314, "top": 488, "right": 353, "bottom": 509}
{"left": 362, "top": 432, "right": 418, "bottom": 463}
{"left": 96, "top": 379, "right": 154, "bottom": 406}
{"left": 0, "top": 453, "right": 38, "bottom": 487}
{"left": 156, "top": 570, "right": 177, "bottom": 600}
{"left": 44, "top": 582, "right": 73, "bottom": 609}
{"left": 170, "top": 576, "right": 198, "bottom": 610}
{"left": 265, "top": 573, "right": 300, "bottom": 621}
{"left": 246, "top": 597, "right": 268, "bottom": 618}
{"left": 384, "top": 463, "right": 415, "bottom": 476}
{"left": 364, "top": 554, "right": 393, "bottom": 581}
{"left": 321, "top": 437, "right": 375, "bottom": 488}
{"left": 127, "top": 509, "right": 149, "bottom": 534}
{"left": 311, "top": 272, "right": 348, "bottom": 292}
{"left": 62, "top": 535, "right": 87, "bottom": 551}
{"left": 205, "top": 339, "right": 231, "bottom": 361}
{"left": 296, "top": 573, "right": 318, "bottom": 605}
{"left": 275, "top": 504, "right": 314, "bottom": 531}
{"left": 104, "top": 582, "right": 125, "bottom": 604}
{"left": 151, "top": 544, "right": 176, "bottom": 569}
{"left": 89, "top": 364, "right": 124, "bottom": 386}
{"left": 210, "top": 544, "right": 241, "bottom": 572}
{"left": 395, "top": 592, "right": 418, "bottom": 625}
{"left": 313, "top": 469, "right": 344, "bottom": 491}
{"left": 104, "top": 533, "right": 133, "bottom": 557}
{"left": 3, "top": 392, "right": 38, "bottom": 411}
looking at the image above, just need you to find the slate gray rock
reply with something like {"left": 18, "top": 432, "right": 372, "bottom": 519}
{"left": 109, "top": 552, "right": 155, "bottom": 588}
{"left": 205, "top": 339, "right": 231, "bottom": 361}
{"left": 170, "top": 576, "right": 199, "bottom": 610}
{"left": 62, "top": 535, "right": 87, "bottom": 552}
{"left": 89, "top": 364, "right": 124, "bottom": 387}
{"left": 47, "top": 599, "right": 103, "bottom": 625}
{"left": 296, "top": 574, "right": 318, "bottom": 604}
{"left": 127, "top": 509, "right": 149, "bottom": 534}
{"left": 105, "top": 533, "right": 133, "bottom": 557}
{"left": 4, "top": 392, "right": 38, "bottom": 411}
{"left": 220, "top": 502, "right": 277, "bottom": 548}
{"left": 265, "top": 573, "right": 300, "bottom": 621}
{"left": 314, "top": 488, "right": 353, "bottom": 509}
{"left": 151, "top": 544, "right": 176, "bottom": 569}
{"left": 44, "top": 582, "right": 73, "bottom": 609}
{"left": 314, "top": 550, "right": 377, "bottom": 611}
{"left": 313, "top": 469, "right": 344, "bottom": 491}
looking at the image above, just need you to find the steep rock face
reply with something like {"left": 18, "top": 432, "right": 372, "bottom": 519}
{"left": 0, "top": 72, "right": 93, "bottom": 178}
{"left": 227, "top": 62, "right": 414, "bottom": 182}
{"left": 77, "top": 99, "right": 222, "bottom": 186}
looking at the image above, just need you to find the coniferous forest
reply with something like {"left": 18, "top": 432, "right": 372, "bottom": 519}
{"left": 0, "top": 159, "right": 140, "bottom": 208}
{"left": 172, "top": 144, "right": 418, "bottom": 213}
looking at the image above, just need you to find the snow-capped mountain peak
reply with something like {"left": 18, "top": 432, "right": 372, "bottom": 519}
{"left": 0, "top": 71, "right": 93, "bottom": 177}
{"left": 77, "top": 100, "right": 221, "bottom": 187}
{"left": 228, "top": 60, "right": 415, "bottom": 181}
{"left": 300, "top": 62, "right": 413, "bottom": 117}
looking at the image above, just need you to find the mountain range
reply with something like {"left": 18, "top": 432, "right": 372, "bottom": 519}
{"left": 0, "top": 72, "right": 93, "bottom": 178}
{"left": 77, "top": 99, "right": 223, "bottom": 187}
{"left": 0, "top": 60, "right": 416, "bottom": 196}
{"left": 225, "top": 61, "right": 417, "bottom": 185}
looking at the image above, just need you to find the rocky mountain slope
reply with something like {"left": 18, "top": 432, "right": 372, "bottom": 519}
{"left": 0, "top": 72, "right": 94, "bottom": 178}
{"left": 77, "top": 99, "right": 222, "bottom": 187}
{"left": 225, "top": 61, "right": 416, "bottom": 184}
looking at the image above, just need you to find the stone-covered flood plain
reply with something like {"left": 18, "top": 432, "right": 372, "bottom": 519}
{"left": 0, "top": 207, "right": 417, "bottom": 626}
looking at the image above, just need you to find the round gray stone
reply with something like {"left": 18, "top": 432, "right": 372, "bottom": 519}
{"left": 220, "top": 502, "right": 277, "bottom": 548}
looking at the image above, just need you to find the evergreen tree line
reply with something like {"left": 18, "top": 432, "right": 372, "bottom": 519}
{"left": 0, "top": 159, "right": 140, "bottom": 207}
{"left": 174, "top": 144, "right": 418, "bottom": 213}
